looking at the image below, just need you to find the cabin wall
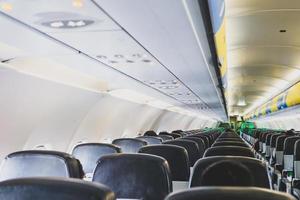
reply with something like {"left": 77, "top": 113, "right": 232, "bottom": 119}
{"left": 0, "top": 68, "right": 216, "bottom": 159}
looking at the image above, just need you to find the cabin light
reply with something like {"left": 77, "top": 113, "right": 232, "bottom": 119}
{"left": 1, "top": 2, "right": 12, "bottom": 11}
{"left": 72, "top": 0, "right": 83, "bottom": 8}
{"left": 50, "top": 21, "right": 64, "bottom": 28}
{"left": 237, "top": 99, "right": 247, "bottom": 106}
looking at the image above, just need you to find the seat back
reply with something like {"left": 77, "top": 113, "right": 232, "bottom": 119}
{"left": 283, "top": 136, "right": 300, "bottom": 171}
{"left": 294, "top": 140, "right": 300, "bottom": 178}
{"left": 0, "top": 151, "right": 83, "bottom": 181}
{"left": 186, "top": 135, "right": 209, "bottom": 149}
{"left": 270, "top": 134, "right": 281, "bottom": 164}
{"left": 137, "top": 136, "right": 163, "bottom": 144}
{"left": 164, "top": 139, "right": 199, "bottom": 166}
{"left": 190, "top": 156, "right": 270, "bottom": 188}
{"left": 265, "top": 133, "right": 274, "bottom": 158}
{"left": 212, "top": 141, "right": 249, "bottom": 148}
{"left": 72, "top": 143, "right": 121, "bottom": 175}
{"left": 112, "top": 138, "right": 147, "bottom": 153}
{"left": 204, "top": 146, "right": 255, "bottom": 158}
{"left": 215, "top": 138, "right": 243, "bottom": 142}
{"left": 181, "top": 137, "right": 205, "bottom": 158}
{"left": 92, "top": 154, "right": 172, "bottom": 199}
{"left": 157, "top": 135, "right": 174, "bottom": 141}
{"left": 165, "top": 187, "right": 295, "bottom": 200}
{"left": 275, "top": 135, "right": 289, "bottom": 165}
{"left": 139, "top": 145, "right": 189, "bottom": 181}
{"left": 0, "top": 177, "right": 115, "bottom": 200}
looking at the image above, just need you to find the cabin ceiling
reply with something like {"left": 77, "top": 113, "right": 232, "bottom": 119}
{"left": 226, "top": 0, "right": 300, "bottom": 116}
{"left": 0, "top": 0, "right": 227, "bottom": 120}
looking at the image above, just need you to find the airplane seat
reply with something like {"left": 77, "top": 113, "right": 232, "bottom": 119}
{"left": 270, "top": 134, "right": 282, "bottom": 165}
{"left": 203, "top": 146, "right": 255, "bottom": 158}
{"left": 136, "top": 136, "right": 163, "bottom": 144}
{"left": 72, "top": 143, "right": 121, "bottom": 180}
{"left": 219, "top": 132, "right": 239, "bottom": 138}
{"left": 279, "top": 137, "right": 300, "bottom": 193}
{"left": 261, "top": 132, "right": 271, "bottom": 158}
{"left": 181, "top": 137, "right": 206, "bottom": 158}
{"left": 92, "top": 153, "right": 172, "bottom": 200}
{"left": 212, "top": 141, "right": 249, "bottom": 148}
{"left": 157, "top": 135, "right": 174, "bottom": 141}
{"left": 265, "top": 133, "right": 275, "bottom": 161}
{"left": 203, "top": 134, "right": 214, "bottom": 145}
{"left": 186, "top": 134, "right": 209, "bottom": 149}
{"left": 291, "top": 140, "right": 300, "bottom": 199}
{"left": 215, "top": 137, "right": 243, "bottom": 142}
{"left": 272, "top": 135, "right": 290, "bottom": 190}
{"left": 0, "top": 150, "right": 83, "bottom": 181}
{"left": 172, "top": 130, "right": 186, "bottom": 137}
{"left": 138, "top": 144, "right": 190, "bottom": 191}
{"left": 112, "top": 138, "right": 147, "bottom": 153}
{"left": 189, "top": 156, "right": 270, "bottom": 188}
{"left": 144, "top": 130, "right": 157, "bottom": 136}
{"left": 164, "top": 187, "right": 296, "bottom": 200}
{"left": 164, "top": 139, "right": 200, "bottom": 166}
{"left": 159, "top": 131, "right": 181, "bottom": 139}
{"left": 0, "top": 177, "right": 115, "bottom": 200}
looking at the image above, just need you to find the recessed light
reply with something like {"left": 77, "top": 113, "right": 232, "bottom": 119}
{"left": 50, "top": 21, "right": 64, "bottom": 28}
{"left": 42, "top": 19, "right": 93, "bottom": 29}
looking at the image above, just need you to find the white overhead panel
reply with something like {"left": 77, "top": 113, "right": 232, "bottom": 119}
{"left": 0, "top": 0, "right": 225, "bottom": 119}
{"left": 94, "top": 0, "right": 227, "bottom": 120}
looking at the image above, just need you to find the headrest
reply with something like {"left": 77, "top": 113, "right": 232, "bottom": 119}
{"left": 144, "top": 130, "right": 157, "bottom": 136}
{"left": 137, "top": 136, "right": 163, "bottom": 144}
{"left": 270, "top": 134, "right": 281, "bottom": 148}
{"left": 93, "top": 153, "right": 172, "bottom": 199}
{"left": 216, "top": 138, "right": 243, "bottom": 142}
{"left": 212, "top": 141, "right": 249, "bottom": 148}
{"left": 165, "top": 187, "right": 295, "bottom": 200}
{"left": 139, "top": 144, "right": 190, "bottom": 181}
{"left": 219, "top": 132, "right": 238, "bottom": 138}
{"left": 284, "top": 136, "right": 300, "bottom": 155}
{"left": 0, "top": 177, "right": 115, "bottom": 200}
{"left": 182, "top": 137, "right": 205, "bottom": 157}
{"left": 204, "top": 146, "right": 255, "bottom": 158}
{"left": 157, "top": 135, "right": 174, "bottom": 141}
{"left": 266, "top": 133, "right": 275, "bottom": 145}
{"left": 72, "top": 143, "right": 121, "bottom": 174}
{"left": 276, "top": 135, "right": 290, "bottom": 151}
{"left": 186, "top": 135, "right": 209, "bottom": 148}
{"left": 112, "top": 138, "right": 147, "bottom": 153}
{"left": 190, "top": 156, "right": 270, "bottom": 188}
{"left": 0, "top": 150, "right": 83, "bottom": 181}
{"left": 164, "top": 139, "right": 200, "bottom": 166}
{"left": 170, "top": 133, "right": 182, "bottom": 139}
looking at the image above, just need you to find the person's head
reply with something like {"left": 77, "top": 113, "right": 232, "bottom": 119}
{"left": 200, "top": 160, "right": 254, "bottom": 186}
{"left": 144, "top": 130, "right": 157, "bottom": 136}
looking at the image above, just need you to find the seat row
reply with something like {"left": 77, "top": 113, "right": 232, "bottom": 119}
{"left": 0, "top": 128, "right": 296, "bottom": 200}
{"left": 242, "top": 129, "right": 300, "bottom": 199}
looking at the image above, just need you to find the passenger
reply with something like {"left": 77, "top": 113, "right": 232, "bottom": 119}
{"left": 200, "top": 160, "right": 254, "bottom": 186}
{"left": 143, "top": 130, "right": 157, "bottom": 136}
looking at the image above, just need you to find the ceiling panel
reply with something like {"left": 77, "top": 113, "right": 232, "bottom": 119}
{"left": 226, "top": 0, "right": 300, "bottom": 116}
{"left": 0, "top": 0, "right": 223, "bottom": 119}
